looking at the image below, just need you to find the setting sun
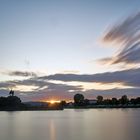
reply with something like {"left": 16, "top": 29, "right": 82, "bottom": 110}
{"left": 49, "top": 100, "right": 60, "bottom": 104}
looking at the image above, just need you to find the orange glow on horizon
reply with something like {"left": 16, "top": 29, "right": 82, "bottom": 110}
{"left": 48, "top": 100, "right": 61, "bottom": 104}
{"left": 39, "top": 98, "right": 73, "bottom": 103}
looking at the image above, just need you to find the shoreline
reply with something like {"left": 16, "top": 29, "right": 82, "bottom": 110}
{"left": 1, "top": 105, "right": 140, "bottom": 111}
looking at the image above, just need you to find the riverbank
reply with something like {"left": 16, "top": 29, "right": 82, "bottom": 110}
{"left": 66, "top": 104, "right": 140, "bottom": 109}
{"left": 1, "top": 105, "right": 140, "bottom": 111}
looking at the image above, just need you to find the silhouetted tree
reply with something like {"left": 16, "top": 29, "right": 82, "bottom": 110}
{"left": 9, "top": 90, "right": 14, "bottom": 96}
{"left": 60, "top": 100, "right": 67, "bottom": 107}
{"left": 84, "top": 99, "right": 89, "bottom": 105}
{"left": 97, "top": 95, "right": 103, "bottom": 104}
{"left": 103, "top": 99, "right": 111, "bottom": 105}
{"left": 120, "top": 95, "right": 129, "bottom": 105}
{"left": 131, "top": 97, "right": 140, "bottom": 105}
{"left": 7, "top": 96, "right": 21, "bottom": 106}
{"left": 74, "top": 94, "right": 84, "bottom": 106}
{"left": 111, "top": 98, "right": 118, "bottom": 105}
{"left": 130, "top": 98, "right": 137, "bottom": 105}
{"left": 136, "top": 97, "right": 140, "bottom": 104}
{"left": 0, "top": 95, "right": 22, "bottom": 110}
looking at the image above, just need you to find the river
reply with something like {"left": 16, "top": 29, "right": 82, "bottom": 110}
{"left": 0, "top": 109, "right": 140, "bottom": 140}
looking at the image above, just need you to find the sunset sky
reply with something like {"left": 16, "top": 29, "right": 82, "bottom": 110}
{"left": 1, "top": 0, "right": 140, "bottom": 101}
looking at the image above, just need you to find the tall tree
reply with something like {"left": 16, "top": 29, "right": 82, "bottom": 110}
{"left": 97, "top": 95, "right": 103, "bottom": 104}
{"left": 74, "top": 94, "right": 84, "bottom": 105}
{"left": 120, "top": 95, "right": 128, "bottom": 105}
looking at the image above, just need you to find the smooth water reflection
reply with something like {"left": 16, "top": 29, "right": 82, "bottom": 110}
{"left": 0, "top": 109, "right": 140, "bottom": 140}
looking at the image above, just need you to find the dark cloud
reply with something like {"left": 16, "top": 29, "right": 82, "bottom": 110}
{"left": 1, "top": 68, "right": 140, "bottom": 101}
{"left": 39, "top": 68, "right": 140, "bottom": 87}
{"left": 0, "top": 76, "right": 82, "bottom": 101}
{"left": 5, "top": 71, "right": 37, "bottom": 77}
{"left": 13, "top": 78, "right": 47, "bottom": 88}
{"left": 102, "top": 12, "right": 140, "bottom": 65}
{"left": 0, "top": 82, "right": 16, "bottom": 89}
{"left": 20, "top": 77, "right": 82, "bottom": 91}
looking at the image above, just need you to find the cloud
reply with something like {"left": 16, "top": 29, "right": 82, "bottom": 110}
{"left": 61, "top": 70, "right": 80, "bottom": 74}
{"left": 4, "top": 71, "right": 37, "bottom": 77}
{"left": 0, "top": 76, "right": 82, "bottom": 101}
{"left": 39, "top": 68, "right": 140, "bottom": 87}
{"left": 1, "top": 67, "right": 140, "bottom": 101}
{"left": 0, "top": 81, "right": 17, "bottom": 90}
{"left": 97, "top": 57, "right": 113, "bottom": 65}
{"left": 101, "top": 12, "right": 140, "bottom": 65}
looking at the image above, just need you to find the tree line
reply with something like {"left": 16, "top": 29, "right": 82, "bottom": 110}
{"left": 73, "top": 94, "right": 140, "bottom": 106}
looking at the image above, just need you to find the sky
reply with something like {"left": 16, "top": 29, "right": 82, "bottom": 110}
{"left": 1, "top": 0, "right": 140, "bottom": 102}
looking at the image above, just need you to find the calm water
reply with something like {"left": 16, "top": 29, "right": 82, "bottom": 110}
{"left": 0, "top": 109, "right": 140, "bottom": 140}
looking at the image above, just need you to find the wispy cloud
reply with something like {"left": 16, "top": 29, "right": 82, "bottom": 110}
{"left": 0, "top": 76, "right": 82, "bottom": 100}
{"left": 1, "top": 67, "right": 140, "bottom": 101}
{"left": 4, "top": 71, "right": 37, "bottom": 77}
{"left": 101, "top": 12, "right": 140, "bottom": 65}
{"left": 39, "top": 68, "right": 140, "bottom": 87}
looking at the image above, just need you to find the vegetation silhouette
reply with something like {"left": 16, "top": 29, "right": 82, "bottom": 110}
{"left": 97, "top": 95, "right": 103, "bottom": 104}
{"left": 0, "top": 96, "right": 22, "bottom": 111}
{"left": 74, "top": 93, "right": 84, "bottom": 106}
{"left": 1, "top": 90, "right": 140, "bottom": 111}
{"left": 9, "top": 90, "right": 14, "bottom": 96}
{"left": 72, "top": 94, "right": 140, "bottom": 108}
{"left": 0, "top": 91, "right": 63, "bottom": 111}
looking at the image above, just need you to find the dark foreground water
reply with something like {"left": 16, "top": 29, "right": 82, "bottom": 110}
{"left": 0, "top": 109, "right": 140, "bottom": 140}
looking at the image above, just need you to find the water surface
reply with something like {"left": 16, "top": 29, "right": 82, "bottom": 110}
{"left": 0, "top": 109, "right": 140, "bottom": 140}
